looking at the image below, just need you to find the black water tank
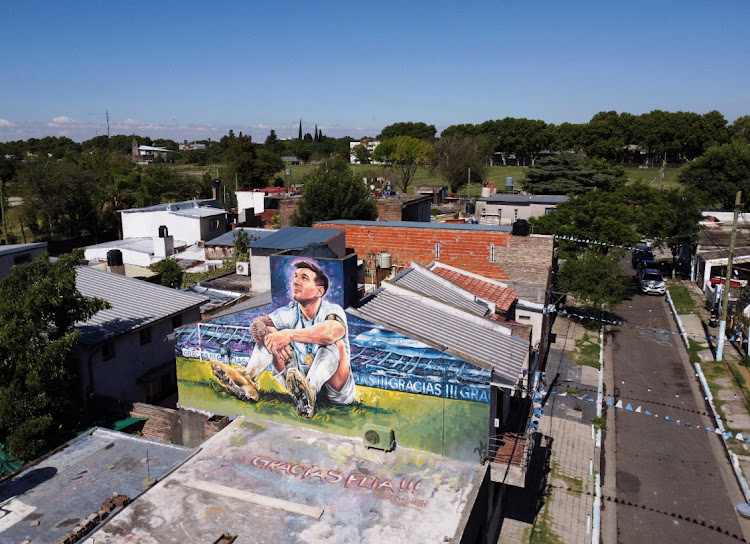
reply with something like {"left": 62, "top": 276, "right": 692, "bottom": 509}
{"left": 158, "top": 225, "right": 169, "bottom": 238}
{"left": 512, "top": 219, "right": 530, "bottom": 236}
{"left": 106, "top": 249, "right": 123, "bottom": 267}
{"left": 465, "top": 202, "right": 476, "bottom": 215}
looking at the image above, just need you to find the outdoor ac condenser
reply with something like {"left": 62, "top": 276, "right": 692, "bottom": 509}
{"left": 363, "top": 425, "right": 395, "bottom": 452}
{"left": 236, "top": 261, "right": 250, "bottom": 276}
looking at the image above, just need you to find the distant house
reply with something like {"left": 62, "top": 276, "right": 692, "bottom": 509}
{"left": 179, "top": 141, "right": 206, "bottom": 151}
{"left": 0, "top": 242, "right": 47, "bottom": 281}
{"left": 475, "top": 194, "right": 569, "bottom": 226}
{"left": 349, "top": 139, "right": 381, "bottom": 164}
{"left": 119, "top": 199, "right": 229, "bottom": 246}
{"left": 131, "top": 138, "right": 168, "bottom": 164}
{"left": 75, "top": 266, "right": 207, "bottom": 407}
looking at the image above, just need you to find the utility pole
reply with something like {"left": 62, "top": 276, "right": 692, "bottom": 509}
{"left": 716, "top": 190, "right": 742, "bottom": 361}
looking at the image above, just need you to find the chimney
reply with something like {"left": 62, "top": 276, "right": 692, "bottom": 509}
{"left": 212, "top": 178, "right": 222, "bottom": 206}
{"left": 154, "top": 226, "right": 174, "bottom": 258}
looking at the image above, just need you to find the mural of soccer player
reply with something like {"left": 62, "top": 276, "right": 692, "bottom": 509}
{"left": 211, "top": 260, "right": 354, "bottom": 418}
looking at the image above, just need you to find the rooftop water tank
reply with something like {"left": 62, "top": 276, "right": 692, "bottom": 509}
{"left": 106, "top": 249, "right": 123, "bottom": 267}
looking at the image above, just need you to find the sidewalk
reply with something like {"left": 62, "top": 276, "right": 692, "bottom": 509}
{"left": 673, "top": 280, "right": 750, "bottom": 500}
{"left": 498, "top": 315, "right": 599, "bottom": 543}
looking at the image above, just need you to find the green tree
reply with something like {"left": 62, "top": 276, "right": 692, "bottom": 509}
{"left": 522, "top": 153, "right": 626, "bottom": 195}
{"left": 0, "top": 251, "right": 109, "bottom": 460}
{"left": 234, "top": 229, "right": 250, "bottom": 261}
{"left": 150, "top": 258, "right": 184, "bottom": 289}
{"left": 434, "top": 135, "right": 487, "bottom": 193}
{"left": 352, "top": 144, "right": 371, "bottom": 164}
{"left": 557, "top": 251, "right": 629, "bottom": 310}
{"left": 677, "top": 141, "right": 750, "bottom": 209}
{"left": 291, "top": 159, "right": 378, "bottom": 226}
{"left": 378, "top": 122, "right": 436, "bottom": 141}
{"left": 372, "top": 136, "right": 434, "bottom": 193}
{"left": 225, "top": 133, "right": 284, "bottom": 189}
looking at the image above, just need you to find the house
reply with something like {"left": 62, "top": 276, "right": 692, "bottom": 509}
{"left": 248, "top": 227, "right": 346, "bottom": 293}
{"left": 84, "top": 235, "right": 178, "bottom": 268}
{"left": 119, "top": 199, "right": 229, "bottom": 246}
{"left": 0, "top": 427, "right": 195, "bottom": 544}
{"left": 312, "top": 220, "right": 555, "bottom": 300}
{"left": 475, "top": 194, "right": 569, "bottom": 226}
{"left": 75, "top": 266, "right": 207, "bottom": 408}
{"left": 179, "top": 140, "right": 206, "bottom": 151}
{"left": 167, "top": 240, "right": 536, "bottom": 539}
{"left": 203, "top": 227, "right": 274, "bottom": 260}
{"left": 349, "top": 139, "right": 380, "bottom": 164}
{"left": 131, "top": 138, "right": 168, "bottom": 164}
{"left": 415, "top": 185, "right": 448, "bottom": 205}
{"left": 0, "top": 242, "right": 47, "bottom": 281}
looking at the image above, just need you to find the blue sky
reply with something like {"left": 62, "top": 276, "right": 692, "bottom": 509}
{"left": 1, "top": 0, "right": 748, "bottom": 143}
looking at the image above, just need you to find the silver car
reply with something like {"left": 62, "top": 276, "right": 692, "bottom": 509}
{"left": 640, "top": 269, "right": 666, "bottom": 295}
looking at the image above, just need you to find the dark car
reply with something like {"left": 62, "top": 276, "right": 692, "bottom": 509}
{"left": 636, "top": 259, "right": 660, "bottom": 281}
{"left": 632, "top": 246, "right": 654, "bottom": 269}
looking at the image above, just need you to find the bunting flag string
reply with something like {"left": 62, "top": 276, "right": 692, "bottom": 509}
{"left": 550, "top": 391, "right": 746, "bottom": 441}
{"left": 553, "top": 231, "right": 699, "bottom": 250}
{"left": 546, "top": 306, "right": 747, "bottom": 344}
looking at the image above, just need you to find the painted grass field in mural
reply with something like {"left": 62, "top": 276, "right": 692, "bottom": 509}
{"left": 177, "top": 356, "right": 489, "bottom": 461}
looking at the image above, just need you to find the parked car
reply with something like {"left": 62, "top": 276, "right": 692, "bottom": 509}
{"left": 636, "top": 259, "right": 660, "bottom": 280}
{"left": 632, "top": 246, "right": 655, "bottom": 269}
{"left": 640, "top": 268, "right": 666, "bottom": 295}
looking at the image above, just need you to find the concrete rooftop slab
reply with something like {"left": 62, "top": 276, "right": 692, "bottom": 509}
{"left": 0, "top": 428, "right": 195, "bottom": 544}
{"left": 88, "top": 418, "right": 485, "bottom": 543}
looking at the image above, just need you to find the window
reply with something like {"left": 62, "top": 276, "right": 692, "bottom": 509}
{"left": 139, "top": 327, "right": 152, "bottom": 345}
{"left": 102, "top": 340, "right": 116, "bottom": 360}
{"left": 489, "top": 243, "right": 496, "bottom": 263}
{"left": 172, "top": 314, "right": 183, "bottom": 329}
{"left": 210, "top": 219, "right": 220, "bottom": 231}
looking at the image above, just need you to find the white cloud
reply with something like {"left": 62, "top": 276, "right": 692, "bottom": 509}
{"left": 0, "top": 119, "right": 15, "bottom": 127}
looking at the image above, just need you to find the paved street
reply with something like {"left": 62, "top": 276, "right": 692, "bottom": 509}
{"left": 605, "top": 278, "right": 749, "bottom": 542}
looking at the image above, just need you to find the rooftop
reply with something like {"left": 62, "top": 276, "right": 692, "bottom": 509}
{"left": 351, "top": 280, "right": 529, "bottom": 384}
{"left": 249, "top": 226, "right": 344, "bottom": 250}
{"left": 75, "top": 267, "right": 208, "bottom": 344}
{"left": 205, "top": 228, "right": 275, "bottom": 247}
{"left": 0, "top": 428, "right": 194, "bottom": 544}
{"left": 119, "top": 199, "right": 220, "bottom": 214}
{"left": 477, "top": 194, "right": 569, "bottom": 204}
{"left": 88, "top": 418, "right": 485, "bottom": 543}
{"left": 429, "top": 262, "right": 518, "bottom": 312}
{"left": 317, "top": 220, "right": 512, "bottom": 232}
{"left": 0, "top": 242, "right": 47, "bottom": 257}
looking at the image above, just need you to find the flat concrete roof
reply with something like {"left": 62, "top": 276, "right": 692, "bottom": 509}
{"left": 88, "top": 418, "right": 485, "bottom": 543}
{"left": 0, "top": 428, "right": 195, "bottom": 543}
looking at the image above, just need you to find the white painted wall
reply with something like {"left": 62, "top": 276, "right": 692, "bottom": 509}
{"left": 236, "top": 191, "right": 266, "bottom": 215}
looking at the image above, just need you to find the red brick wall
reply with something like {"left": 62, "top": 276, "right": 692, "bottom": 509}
{"left": 376, "top": 201, "right": 403, "bottom": 222}
{"left": 314, "top": 222, "right": 553, "bottom": 285}
{"left": 279, "top": 198, "right": 300, "bottom": 228}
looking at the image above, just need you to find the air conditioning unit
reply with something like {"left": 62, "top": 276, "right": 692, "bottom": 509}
{"left": 363, "top": 425, "right": 395, "bottom": 452}
{"left": 236, "top": 261, "right": 250, "bottom": 276}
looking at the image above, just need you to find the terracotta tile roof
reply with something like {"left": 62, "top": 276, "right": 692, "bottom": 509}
{"left": 432, "top": 267, "right": 518, "bottom": 312}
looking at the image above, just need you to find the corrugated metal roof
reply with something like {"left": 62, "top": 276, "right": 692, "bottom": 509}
{"left": 75, "top": 267, "right": 208, "bottom": 344}
{"left": 477, "top": 194, "right": 569, "bottom": 204}
{"left": 353, "top": 289, "right": 528, "bottom": 384}
{"left": 0, "top": 242, "right": 47, "bottom": 257}
{"left": 317, "top": 220, "right": 512, "bottom": 232}
{"left": 391, "top": 267, "right": 490, "bottom": 316}
{"left": 249, "top": 226, "right": 343, "bottom": 250}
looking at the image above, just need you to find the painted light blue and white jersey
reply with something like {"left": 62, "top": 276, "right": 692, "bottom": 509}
{"left": 268, "top": 300, "right": 350, "bottom": 366}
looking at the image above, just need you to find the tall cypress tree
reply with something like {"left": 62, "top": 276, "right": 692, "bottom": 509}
{"left": 314, "top": 124, "right": 318, "bottom": 142}
{"left": 298, "top": 119, "right": 302, "bottom": 140}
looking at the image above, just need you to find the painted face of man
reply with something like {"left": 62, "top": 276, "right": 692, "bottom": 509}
{"left": 292, "top": 268, "right": 324, "bottom": 303}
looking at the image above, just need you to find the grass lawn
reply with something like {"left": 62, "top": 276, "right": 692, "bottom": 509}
{"left": 570, "top": 333, "right": 601, "bottom": 370}
{"left": 667, "top": 285, "right": 700, "bottom": 315}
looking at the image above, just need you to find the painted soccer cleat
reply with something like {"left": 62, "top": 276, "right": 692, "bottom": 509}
{"left": 210, "top": 361, "right": 259, "bottom": 402}
{"left": 286, "top": 367, "right": 316, "bottom": 418}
